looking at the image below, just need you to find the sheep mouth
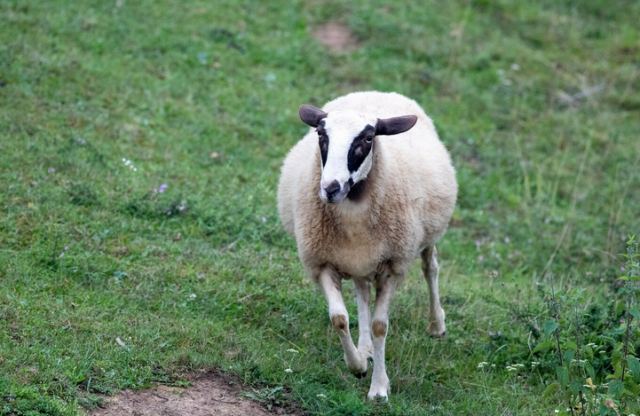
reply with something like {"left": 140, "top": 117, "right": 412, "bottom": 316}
{"left": 326, "top": 192, "right": 348, "bottom": 204}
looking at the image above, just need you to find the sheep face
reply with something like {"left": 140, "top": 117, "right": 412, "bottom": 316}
{"left": 316, "top": 111, "right": 378, "bottom": 203}
{"left": 299, "top": 105, "right": 418, "bottom": 204}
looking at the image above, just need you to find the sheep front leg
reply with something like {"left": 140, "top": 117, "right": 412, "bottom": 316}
{"left": 318, "top": 269, "right": 367, "bottom": 376}
{"left": 422, "top": 246, "right": 446, "bottom": 337}
{"left": 368, "top": 276, "right": 398, "bottom": 401}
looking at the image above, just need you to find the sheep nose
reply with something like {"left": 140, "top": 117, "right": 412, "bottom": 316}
{"left": 324, "top": 180, "right": 341, "bottom": 200}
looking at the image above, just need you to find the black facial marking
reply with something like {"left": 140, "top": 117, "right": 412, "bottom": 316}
{"left": 347, "top": 125, "right": 375, "bottom": 173}
{"left": 317, "top": 123, "right": 329, "bottom": 166}
{"left": 347, "top": 178, "right": 367, "bottom": 201}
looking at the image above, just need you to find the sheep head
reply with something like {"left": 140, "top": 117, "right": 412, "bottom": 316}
{"left": 299, "top": 104, "right": 417, "bottom": 204}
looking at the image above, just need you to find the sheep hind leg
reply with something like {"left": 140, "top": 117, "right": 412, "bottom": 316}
{"left": 354, "top": 279, "right": 373, "bottom": 363}
{"left": 421, "top": 246, "right": 446, "bottom": 337}
{"left": 318, "top": 269, "right": 367, "bottom": 376}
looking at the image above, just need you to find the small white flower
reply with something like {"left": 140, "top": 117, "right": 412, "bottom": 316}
{"left": 122, "top": 158, "right": 138, "bottom": 172}
{"left": 316, "top": 393, "right": 326, "bottom": 399}
{"left": 506, "top": 363, "right": 524, "bottom": 372}
{"left": 477, "top": 361, "right": 489, "bottom": 369}
{"left": 497, "top": 68, "right": 512, "bottom": 86}
{"left": 286, "top": 348, "right": 299, "bottom": 354}
{"left": 188, "top": 293, "right": 197, "bottom": 300}
{"left": 284, "top": 368, "right": 293, "bottom": 373}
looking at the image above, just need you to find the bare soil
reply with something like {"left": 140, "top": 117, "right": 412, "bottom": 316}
{"left": 91, "top": 371, "right": 300, "bottom": 416}
{"left": 311, "top": 21, "right": 359, "bottom": 53}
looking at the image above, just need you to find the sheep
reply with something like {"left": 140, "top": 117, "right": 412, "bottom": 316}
{"left": 277, "top": 91, "right": 457, "bottom": 400}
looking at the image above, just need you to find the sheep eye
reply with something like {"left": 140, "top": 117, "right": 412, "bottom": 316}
{"left": 365, "top": 136, "right": 373, "bottom": 143}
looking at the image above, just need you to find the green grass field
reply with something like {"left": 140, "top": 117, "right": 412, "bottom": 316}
{"left": 1, "top": 1, "right": 639, "bottom": 415}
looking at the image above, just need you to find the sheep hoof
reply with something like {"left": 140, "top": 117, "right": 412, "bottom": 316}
{"left": 368, "top": 394, "right": 388, "bottom": 403}
{"left": 354, "top": 370, "right": 367, "bottom": 379}
{"left": 428, "top": 325, "right": 446, "bottom": 337}
{"left": 345, "top": 352, "right": 368, "bottom": 376}
{"left": 428, "top": 309, "right": 446, "bottom": 337}
{"left": 367, "top": 388, "right": 389, "bottom": 402}
{"left": 367, "top": 377, "right": 389, "bottom": 401}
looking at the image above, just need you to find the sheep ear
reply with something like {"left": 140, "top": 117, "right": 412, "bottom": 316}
{"left": 299, "top": 105, "right": 327, "bottom": 127}
{"left": 376, "top": 115, "right": 418, "bottom": 136}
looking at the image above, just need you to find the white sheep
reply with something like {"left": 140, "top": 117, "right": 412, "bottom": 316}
{"left": 277, "top": 91, "right": 457, "bottom": 400}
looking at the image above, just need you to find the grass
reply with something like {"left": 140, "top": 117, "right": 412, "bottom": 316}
{"left": 1, "top": 0, "right": 639, "bottom": 414}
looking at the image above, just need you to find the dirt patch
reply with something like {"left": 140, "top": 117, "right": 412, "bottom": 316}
{"left": 91, "top": 372, "right": 300, "bottom": 416}
{"left": 312, "top": 21, "right": 359, "bottom": 53}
